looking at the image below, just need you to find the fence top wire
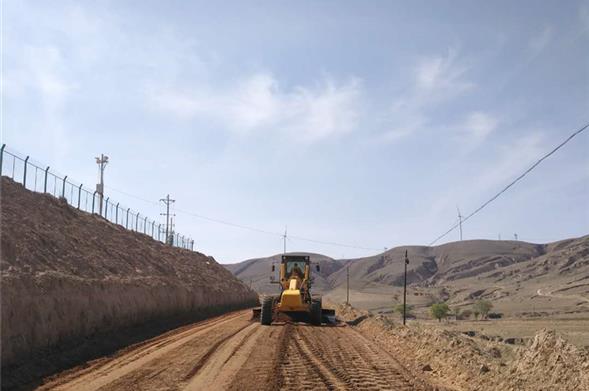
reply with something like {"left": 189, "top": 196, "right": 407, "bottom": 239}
{"left": 1, "top": 145, "right": 195, "bottom": 249}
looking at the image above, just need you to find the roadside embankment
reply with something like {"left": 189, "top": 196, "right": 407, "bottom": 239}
{"left": 0, "top": 177, "right": 258, "bottom": 388}
{"left": 335, "top": 303, "right": 589, "bottom": 391}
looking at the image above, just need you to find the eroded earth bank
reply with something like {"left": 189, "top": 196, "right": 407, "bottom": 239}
{"left": 0, "top": 178, "right": 258, "bottom": 389}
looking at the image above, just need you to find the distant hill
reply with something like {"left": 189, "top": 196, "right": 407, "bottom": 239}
{"left": 224, "top": 252, "right": 346, "bottom": 295}
{"left": 225, "top": 236, "right": 589, "bottom": 316}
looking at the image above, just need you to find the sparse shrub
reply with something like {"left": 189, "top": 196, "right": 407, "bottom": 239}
{"left": 473, "top": 300, "right": 493, "bottom": 320}
{"left": 430, "top": 302, "right": 450, "bottom": 322}
{"left": 394, "top": 303, "right": 414, "bottom": 317}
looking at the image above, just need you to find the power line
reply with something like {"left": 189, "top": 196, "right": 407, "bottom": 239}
{"left": 429, "top": 122, "right": 589, "bottom": 246}
{"left": 174, "top": 207, "right": 283, "bottom": 237}
{"left": 174, "top": 206, "right": 381, "bottom": 251}
{"left": 289, "top": 234, "right": 382, "bottom": 251}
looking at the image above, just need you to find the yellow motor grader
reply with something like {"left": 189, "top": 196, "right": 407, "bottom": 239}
{"left": 253, "top": 255, "right": 335, "bottom": 325}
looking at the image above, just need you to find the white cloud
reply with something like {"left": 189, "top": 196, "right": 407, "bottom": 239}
{"left": 380, "top": 48, "right": 474, "bottom": 142}
{"left": 4, "top": 44, "right": 76, "bottom": 160}
{"left": 149, "top": 73, "right": 363, "bottom": 142}
{"left": 415, "top": 48, "right": 473, "bottom": 97}
{"left": 459, "top": 111, "right": 498, "bottom": 148}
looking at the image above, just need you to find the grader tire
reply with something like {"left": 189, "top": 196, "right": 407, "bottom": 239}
{"left": 260, "top": 296, "right": 274, "bottom": 326}
{"left": 310, "top": 300, "right": 322, "bottom": 326}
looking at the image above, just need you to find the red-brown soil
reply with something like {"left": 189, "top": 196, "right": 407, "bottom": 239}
{"left": 0, "top": 177, "right": 257, "bottom": 389}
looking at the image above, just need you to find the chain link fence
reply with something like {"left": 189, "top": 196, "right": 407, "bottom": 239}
{"left": 0, "top": 144, "right": 195, "bottom": 250}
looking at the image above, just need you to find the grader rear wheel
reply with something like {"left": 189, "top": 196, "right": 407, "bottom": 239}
{"left": 260, "top": 296, "right": 274, "bottom": 325}
{"left": 310, "top": 300, "right": 322, "bottom": 326}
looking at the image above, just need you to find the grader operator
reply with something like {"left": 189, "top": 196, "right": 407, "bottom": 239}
{"left": 253, "top": 255, "right": 335, "bottom": 325}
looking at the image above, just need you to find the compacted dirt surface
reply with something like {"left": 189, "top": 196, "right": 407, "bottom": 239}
{"left": 36, "top": 310, "right": 438, "bottom": 391}
{"left": 0, "top": 176, "right": 257, "bottom": 385}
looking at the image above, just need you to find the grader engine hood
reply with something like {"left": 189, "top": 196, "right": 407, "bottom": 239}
{"left": 279, "top": 278, "right": 307, "bottom": 311}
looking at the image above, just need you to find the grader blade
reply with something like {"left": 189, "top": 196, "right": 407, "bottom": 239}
{"left": 321, "top": 308, "right": 337, "bottom": 324}
{"left": 251, "top": 307, "right": 261, "bottom": 320}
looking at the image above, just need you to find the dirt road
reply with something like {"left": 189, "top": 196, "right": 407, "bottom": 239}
{"left": 37, "top": 310, "right": 436, "bottom": 391}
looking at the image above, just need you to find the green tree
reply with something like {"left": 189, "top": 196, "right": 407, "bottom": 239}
{"left": 473, "top": 300, "right": 493, "bottom": 320}
{"left": 430, "top": 303, "right": 450, "bottom": 322}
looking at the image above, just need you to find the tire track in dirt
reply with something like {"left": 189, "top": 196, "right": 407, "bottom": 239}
{"left": 183, "top": 322, "right": 262, "bottom": 390}
{"left": 276, "top": 325, "right": 434, "bottom": 391}
{"left": 38, "top": 311, "right": 250, "bottom": 391}
{"left": 38, "top": 312, "right": 440, "bottom": 391}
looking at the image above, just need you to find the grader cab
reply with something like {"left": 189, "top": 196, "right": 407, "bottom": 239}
{"left": 253, "top": 255, "right": 335, "bottom": 325}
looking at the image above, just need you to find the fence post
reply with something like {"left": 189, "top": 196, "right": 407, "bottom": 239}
{"left": 92, "top": 190, "right": 98, "bottom": 213}
{"left": 0, "top": 144, "right": 5, "bottom": 175}
{"left": 23, "top": 156, "right": 30, "bottom": 187}
{"left": 115, "top": 203, "right": 119, "bottom": 223}
{"left": 77, "top": 184, "right": 83, "bottom": 209}
{"left": 158, "top": 225, "right": 161, "bottom": 241}
{"left": 191, "top": 240, "right": 194, "bottom": 251}
{"left": 136, "top": 213, "right": 139, "bottom": 231}
{"left": 43, "top": 166, "right": 50, "bottom": 192}
{"left": 143, "top": 216, "right": 147, "bottom": 234}
{"left": 104, "top": 197, "right": 109, "bottom": 219}
{"left": 126, "top": 208, "right": 130, "bottom": 228}
{"left": 61, "top": 175, "right": 68, "bottom": 198}
{"left": 151, "top": 221, "right": 155, "bottom": 237}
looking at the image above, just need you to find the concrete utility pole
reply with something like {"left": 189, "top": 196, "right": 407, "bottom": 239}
{"left": 160, "top": 194, "right": 175, "bottom": 245}
{"left": 95, "top": 154, "right": 109, "bottom": 216}
{"left": 457, "top": 206, "right": 463, "bottom": 241}
{"left": 346, "top": 265, "right": 350, "bottom": 305}
{"left": 403, "top": 250, "right": 409, "bottom": 325}
{"left": 169, "top": 216, "right": 176, "bottom": 245}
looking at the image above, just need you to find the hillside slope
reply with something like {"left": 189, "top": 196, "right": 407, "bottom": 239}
{"left": 0, "top": 177, "right": 258, "bottom": 370}
{"left": 227, "top": 236, "right": 589, "bottom": 315}
{"left": 225, "top": 252, "right": 345, "bottom": 294}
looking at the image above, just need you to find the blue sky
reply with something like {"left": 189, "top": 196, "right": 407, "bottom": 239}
{"left": 2, "top": 0, "right": 588, "bottom": 263}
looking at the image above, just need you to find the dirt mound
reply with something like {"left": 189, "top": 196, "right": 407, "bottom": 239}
{"left": 0, "top": 177, "right": 257, "bottom": 386}
{"left": 505, "top": 329, "right": 589, "bottom": 390}
{"left": 338, "top": 305, "right": 589, "bottom": 391}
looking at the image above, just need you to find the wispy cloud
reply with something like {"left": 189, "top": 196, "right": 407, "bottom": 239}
{"left": 149, "top": 73, "right": 363, "bottom": 142}
{"left": 380, "top": 48, "right": 474, "bottom": 142}
{"left": 458, "top": 111, "right": 499, "bottom": 148}
{"left": 4, "top": 43, "right": 76, "bottom": 160}
{"left": 415, "top": 48, "right": 474, "bottom": 97}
